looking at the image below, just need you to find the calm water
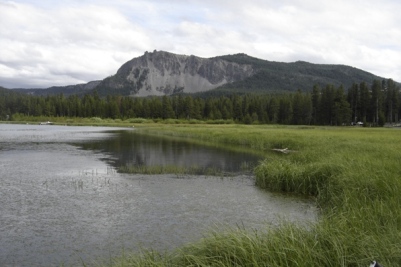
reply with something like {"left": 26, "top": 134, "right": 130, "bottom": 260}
{"left": 0, "top": 124, "right": 317, "bottom": 266}
{"left": 79, "top": 130, "right": 264, "bottom": 174}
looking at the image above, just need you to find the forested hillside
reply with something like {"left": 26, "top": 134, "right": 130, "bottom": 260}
{"left": 214, "top": 54, "right": 387, "bottom": 93}
{"left": 2, "top": 79, "right": 400, "bottom": 126}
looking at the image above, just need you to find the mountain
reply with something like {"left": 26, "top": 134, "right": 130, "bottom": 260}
{"left": 94, "top": 50, "right": 254, "bottom": 96}
{"left": 95, "top": 51, "right": 393, "bottom": 96}
{"left": 9, "top": 50, "right": 397, "bottom": 97}
{"left": 13, "top": 80, "right": 101, "bottom": 96}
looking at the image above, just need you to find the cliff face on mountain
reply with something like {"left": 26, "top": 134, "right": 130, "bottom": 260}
{"left": 95, "top": 50, "right": 255, "bottom": 96}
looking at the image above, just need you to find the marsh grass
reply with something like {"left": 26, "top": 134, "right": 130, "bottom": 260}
{"left": 119, "top": 160, "right": 256, "bottom": 177}
{"left": 119, "top": 164, "right": 224, "bottom": 176}
{"left": 98, "top": 125, "right": 401, "bottom": 267}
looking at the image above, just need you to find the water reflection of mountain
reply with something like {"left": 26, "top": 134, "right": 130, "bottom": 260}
{"left": 78, "top": 131, "right": 262, "bottom": 173}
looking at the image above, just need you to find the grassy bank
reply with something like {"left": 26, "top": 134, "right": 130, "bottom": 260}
{"left": 100, "top": 124, "right": 401, "bottom": 267}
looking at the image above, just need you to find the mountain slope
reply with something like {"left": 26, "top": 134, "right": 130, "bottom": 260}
{"left": 213, "top": 53, "right": 386, "bottom": 93}
{"left": 13, "top": 80, "right": 101, "bottom": 96}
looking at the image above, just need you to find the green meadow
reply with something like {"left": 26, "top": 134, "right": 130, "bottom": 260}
{"left": 100, "top": 124, "right": 401, "bottom": 267}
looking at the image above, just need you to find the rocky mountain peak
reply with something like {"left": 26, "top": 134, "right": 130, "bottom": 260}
{"left": 102, "top": 50, "right": 254, "bottom": 96}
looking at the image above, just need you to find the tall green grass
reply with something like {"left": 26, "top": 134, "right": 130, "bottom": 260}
{"left": 98, "top": 125, "right": 401, "bottom": 266}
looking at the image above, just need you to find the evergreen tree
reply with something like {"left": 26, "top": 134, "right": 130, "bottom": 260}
{"left": 332, "top": 86, "right": 351, "bottom": 125}
{"left": 221, "top": 97, "right": 233, "bottom": 120}
{"left": 359, "top": 82, "right": 370, "bottom": 123}
{"left": 107, "top": 96, "right": 120, "bottom": 119}
{"left": 204, "top": 98, "right": 213, "bottom": 119}
{"left": 232, "top": 95, "right": 243, "bottom": 121}
{"left": 162, "top": 96, "right": 175, "bottom": 119}
{"left": 278, "top": 96, "right": 292, "bottom": 124}
{"left": 193, "top": 98, "right": 203, "bottom": 120}
{"left": 141, "top": 98, "right": 151, "bottom": 118}
{"left": 319, "top": 85, "right": 336, "bottom": 125}
{"left": 149, "top": 97, "right": 162, "bottom": 118}
{"left": 183, "top": 96, "right": 194, "bottom": 119}
{"left": 176, "top": 95, "right": 186, "bottom": 119}
{"left": 300, "top": 92, "right": 313, "bottom": 125}
{"left": 242, "top": 95, "right": 250, "bottom": 119}
{"left": 370, "top": 80, "right": 383, "bottom": 125}
{"left": 347, "top": 83, "right": 359, "bottom": 123}
{"left": 267, "top": 97, "right": 279, "bottom": 123}
{"left": 385, "top": 79, "right": 399, "bottom": 123}
{"left": 311, "top": 85, "right": 321, "bottom": 125}
{"left": 292, "top": 90, "right": 303, "bottom": 125}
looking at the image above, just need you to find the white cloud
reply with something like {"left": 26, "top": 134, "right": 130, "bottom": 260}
{"left": 0, "top": 1, "right": 152, "bottom": 88}
{"left": 0, "top": 0, "right": 400, "bottom": 88}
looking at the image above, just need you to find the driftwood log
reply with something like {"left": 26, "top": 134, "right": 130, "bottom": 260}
{"left": 271, "top": 148, "right": 296, "bottom": 154}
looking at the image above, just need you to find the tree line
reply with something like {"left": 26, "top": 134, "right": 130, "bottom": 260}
{"left": 1, "top": 79, "right": 400, "bottom": 126}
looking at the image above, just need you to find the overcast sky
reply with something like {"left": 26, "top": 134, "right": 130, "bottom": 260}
{"left": 1, "top": 0, "right": 401, "bottom": 89}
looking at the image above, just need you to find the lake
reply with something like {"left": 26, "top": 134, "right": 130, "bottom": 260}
{"left": 0, "top": 124, "right": 317, "bottom": 266}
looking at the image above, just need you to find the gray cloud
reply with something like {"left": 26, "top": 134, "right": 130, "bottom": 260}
{"left": 0, "top": 0, "right": 400, "bottom": 89}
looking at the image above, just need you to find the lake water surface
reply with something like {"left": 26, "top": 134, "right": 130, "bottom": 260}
{"left": 0, "top": 124, "right": 317, "bottom": 266}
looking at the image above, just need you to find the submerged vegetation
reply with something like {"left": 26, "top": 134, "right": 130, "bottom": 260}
{"left": 98, "top": 124, "right": 401, "bottom": 267}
